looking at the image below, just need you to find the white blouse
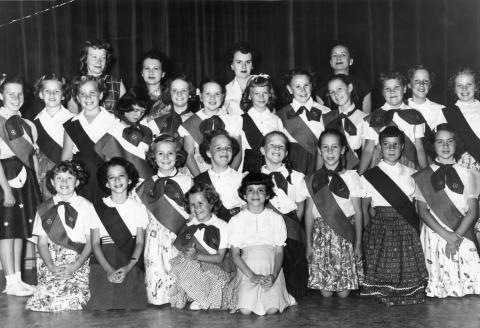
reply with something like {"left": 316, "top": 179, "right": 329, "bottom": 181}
{"left": 407, "top": 98, "right": 446, "bottom": 131}
{"left": 35, "top": 106, "right": 74, "bottom": 147}
{"left": 225, "top": 78, "right": 245, "bottom": 116}
{"left": 456, "top": 100, "right": 480, "bottom": 139}
{"left": 206, "top": 167, "right": 244, "bottom": 209}
{"left": 0, "top": 107, "right": 37, "bottom": 159}
{"left": 282, "top": 98, "right": 330, "bottom": 142}
{"left": 188, "top": 214, "right": 229, "bottom": 250}
{"left": 241, "top": 107, "right": 284, "bottom": 150}
{"left": 338, "top": 104, "right": 368, "bottom": 151}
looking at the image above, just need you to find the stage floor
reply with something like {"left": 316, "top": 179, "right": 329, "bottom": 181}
{"left": 1, "top": 270, "right": 480, "bottom": 328}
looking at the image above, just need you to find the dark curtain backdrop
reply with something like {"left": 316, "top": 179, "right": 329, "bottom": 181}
{"left": 0, "top": 0, "right": 479, "bottom": 112}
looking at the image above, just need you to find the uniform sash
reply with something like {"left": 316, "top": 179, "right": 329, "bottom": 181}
{"left": 181, "top": 114, "right": 204, "bottom": 145}
{"left": 242, "top": 113, "right": 265, "bottom": 173}
{"left": 363, "top": 166, "right": 421, "bottom": 233}
{"left": 277, "top": 106, "right": 318, "bottom": 156}
{"left": 37, "top": 198, "right": 85, "bottom": 254}
{"left": 153, "top": 112, "right": 183, "bottom": 137}
{"left": 34, "top": 118, "right": 63, "bottom": 163}
{"left": 0, "top": 115, "right": 35, "bottom": 169}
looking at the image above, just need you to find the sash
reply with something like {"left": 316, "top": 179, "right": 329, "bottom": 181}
{"left": 443, "top": 106, "right": 480, "bottom": 163}
{"left": 277, "top": 106, "right": 318, "bottom": 155}
{"left": 34, "top": 118, "right": 63, "bottom": 163}
{"left": 363, "top": 166, "right": 421, "bottom": 232}
{"left": 305, "top": 171, "right": 355, "bottom": 243}
{"left": 37, "top": 198, "right": 85, "bottom": 254}
{"left": 94, "top": 201, "right": 142, "bottom": 265}
{"left": 266, "top": 203, "right": 305, "bottom": 244}
{"left": 136, "top": 177, "right": 186, "bottom": 234}
{"left": 0, "top": 115, "right": 35, "bottom": 169}
{"left": 181, "top": 114, "right": 203, "bottom": 145}
{"left": 242, "top": 113, "right": 265, "bottom": 173}
{"left": 153, "top": 112, "right": 183, "bottom": 137}
{"left": 94, "top": 133, "right": 153, "bottom": 179}
{"left": 413, "top": 167, "right": 478, "bottom": 247}
{"left": 194, "top": 172, "right": 239, "bottom": 222}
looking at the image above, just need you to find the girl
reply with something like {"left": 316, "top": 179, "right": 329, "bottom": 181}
{"left": 239, "top": 74, "right": 284, "bottom": 173}
{"left": 33, "top": 74, "right": 74, "bottom": 199}
{"left": 87, "top": 157, "right": 149, "bottom": 310}
{"left": 62, "top": 76, "right": 117, "bottom": 204}
{"left": 69, "top": 39, "right": 126, "bottom": 114}
{"left": 95, "top": 92, "right": 154, "bottom": 180}
{"left": 0, "top": 76, "right": 42, "bottom": 296}
{"left": 361, "top": 126, "right": 428, "bottom": 306}
{"left": 260, "top": 131, "right": 308, "bottom": 298}
{"left": 137, "top": 134, "right": 192, "bottom": 305}
{"left": 225, "top": 42, "right": 254, "bottom": 116}
{"left": 304, "top": 129, "right": 363, "bottom": 298}
{"left": 26, "top": 161, "right": 93, "bottom": 311}
{"left": 359, "top": 71, "right": 428, "bottom": 174}
{"left": 228, "top": 173, "right": 296, "bottom": 316}
{"left": 148, "top": 74, "right": 196, "bottom": 138}
{"left": 316, "top": 42, "right": 372, "bottom": 113}
{"left": 277, "top": 69, "right": 330, "bottom": 176}
{"left": 414, "top": 124, "right": 480, "bottom": 298}
{"left": 178, "top": 78, "right": 242, "bottom": 176}
{"left": 132, "top": 50, "right": 169, "bottom": 121}
{"left": 322, "top": 74, "right": 368, "bottom": 169}
{"left": 196, "top": 128, "right": 244, "bottom": 222}
{"left": 169, "top": 182, "right": 236, "bottom": 311}
{"left": 407, "top": 65, "right": 446, "bottom": 131}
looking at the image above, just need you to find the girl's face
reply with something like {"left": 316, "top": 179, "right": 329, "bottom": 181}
{"left": 52, "top": 171, "right": 79, "bottom": 198}
{"left": 86, "top": 47, "right": 107, "bottom": 76}
{"left": 327, "top": 79, "right": 353, "bottom": 109}
{"left": 244, "top": 184, "right": 268, "bottom": 208}
{"left": 141, "top": 58, "right": 164, "bottom": 86}
{"left": 434, "top": 130, "right": 456, "bottom": 162}
{"left": 189, "top": 192, "right": 213, "bottom": 222}
{"left": 230, "top": 51, "right": 253, "bottom": 80}
{"left": 154, "top": 141, "right": 177, "bottom": 173}
{"left": 77, "top": 81, "right": 102, "bottom": 112}
{"left": 319, "top": 134, "right": 345, "bottom": 168}
{"left": 170, "top": 79, "right": 189, "bottom": 108}
{"left": 207, "top": 135, "right": 232, "bottom": 168}
{"left": 201, "top": 82, "right": 224, "bottom": 112}
{"left": 382, "top": 78, "right": 406, "bottom": 107}
{"left": 249, "top": 85, "right": 270, "bottom": 111}
{"left": 261, "top": 134, "right": 287, "bottom": 166}
{"left": 105, "top": 165, "right": 130, "bottom": 195}
{"left": 0, "top": 83, "right": 24, "bottom": 112}
{"left": 287, "top": 74, "right": 312, "bottom": 104}
{"left": 454, "top": 73, "right": 476, "bottom": 103}
{"left": 123, "top": 105, "right": 146, "bottom": 124}
{"left": 408, "top": 69, "right": 431, "bottom": 101}
{"left": 39, "top": 80, "right": 63, "bottom": 109}
{"left": 330, "top": 45, "right": 353, "bottom": 73}
{"left": 380, "top": 136, "right": 404, "bottom": 165}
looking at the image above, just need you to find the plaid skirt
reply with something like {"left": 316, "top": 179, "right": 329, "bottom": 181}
{"left": 361, "top": 206, "right": 428, "bottom": 306}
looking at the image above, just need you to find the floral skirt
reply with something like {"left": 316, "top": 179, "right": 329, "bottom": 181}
{"left": 361, "top": 207, "right": 427, "bottom": 306}
{"left": 26, "top": 243, "right": 90, "bottom": 312}
{"left": 169, "top": 253, "right": 237, "bottom": 310}
{"left": 144, "top": 218, "right": 179, "bottom": 305}
{"left": 37, "top": 151, "right": 56, "bottom": 201}
{"left": 421, "top": 223, "right": 480, "bottom": 298}
{"left": 308, "top": 217, "right": 363, "bottom": 291}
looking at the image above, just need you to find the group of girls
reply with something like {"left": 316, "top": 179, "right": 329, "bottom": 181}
{"left": 1, "top": 39, "right": 480, "bottom": 317}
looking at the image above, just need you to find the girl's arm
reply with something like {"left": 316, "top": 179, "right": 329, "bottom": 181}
{"left": 296, "top": 200, "right": 305, "bottom": 221}
{"left": 304, "top": 197, "right": 314, "bottom": 263}
{"left": 230, "top": 135, "right": 242, "bottom": 170}
{"left": 37, "top": 235, "right": 63, "bottom": 274}
{"left": 362, "top": 93, "right": 372, "bottom": 114}
{"left": 455, "top": 198, "right": 478, "bottom": 238}
{"left": 263, "top": 245, "right": 284, "bottom": 289}
{"left": 351, "top": 197, "right": 363, "bottom": 259}
{"left": 119, "top": 81, "right": 127, "bottom": 98}
{"left": 187, "top": 247, "right": 227, "bottom": 264}
{"left": 415, "top": 137, "right": 428, "bottom": 169}
{"left": 115, "top": 227, "right": 146, "bottom": 281}
{"left": 231, "top": 246, "right": 264, "bottom": 284}
{"left": 184, "top": 135, "right": 201, "bottom": 177}
{"left": 0, "top": 161, "right": 15, "bottom": 206}
{"left": 316, "top": 148, "right": 324, "bottom": 170}
{"left": 67, "top": 98, "right": 79, "bottom": 115}
{"left": 362, "top": 197, "right": 372, "bottom": 228}
{"left": 90, "top": 228, "right": 116, "bottom": 281}
{"left": 58, "top": 233, "right": 92, "bottom": 278}
{"left": 358, "top": 140, "right": 375, "bottom": 175}
{"left": 61, "top": 132, "right": 74, "bottom": 161}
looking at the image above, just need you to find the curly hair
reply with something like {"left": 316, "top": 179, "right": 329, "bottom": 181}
{"left": 184, "top": 182, "right": 223, "bottom": 216}
{"left": 70, "top": 75, "right": 106, "bottom": 107}
{"left": 325, "top": 74, "right": 360, "bottom": 109}
{"left": 226, "top": 42, "right": 255, "bottom": 66}
{"left": 146, "top": 134, "right": 187, "bottom": 170}
{"left": 116, "top": 91, "right": 150, "bottom": 121}
{"left": 238, "top": 172, "right": 275, "bottom": 205}
{"left": 97, "top": 157, "right": 140, "bottom": 194}
{"left": 407, "top": 64, "right": 436, "bottom": 88}
{"left": 161, "top": 74, "right": 199, "bottom": 112}
{"left": 199, "top": 128, "right": 240, "bottom": 164}
{"left": 33, "top": 73, "right": 68, "bottom": 98}
{"left": 448, "top": 67, "right": 478, "bottom": 98}
{"left": 378, "top": 70, "right": 407, "bottom": 90}
{"left": 427, "top": 123, "right": 464, "bottom": 161}
{"left": 46, "top": 160, "right": 89, "bottom": 194}
{"left": 132, "top": 50, "right": 169, "bottom": 105}
{"left": 239, "top": 75, "right": 276, "bottom": 112}
{"left": 0, "top": 75, "right": 24, "bottom": 94}
{"left": 328, "top": 40, "right": 356, "bottom": 59}
{"left": 79, "top": 39, "right": 114, "bottom": 75}
{"left": 282, "top": 68, "right": 316, "bottom": 104}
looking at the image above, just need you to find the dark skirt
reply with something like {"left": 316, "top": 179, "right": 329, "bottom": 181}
{"left": 72, "top": 154, "right": 105, "bottom": 205}
{"left": 0, "top": 157, "right": 41, "bottom": 239}
{"left": 86, "top": 243, "right": 147, "bottom": 311}
{"left": 361, "top": 206, "right": 427, "bottom": 306}
{"left": 287, "top": 143, "right": 317, "bottom": 176}
{"left": 283, "top": 238, "right": 309, "bottom": 298}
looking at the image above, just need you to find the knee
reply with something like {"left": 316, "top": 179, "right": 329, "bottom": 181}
{"left": 239, "top": 308, "right": 252, "bottom": 315}
{"left": 266, "top": 308, "right": 279, "bottom": 315}
{"left": 337, "top": 290, "right": 351, "bottom": 298}
{"left": 321, "top": 290, "right": 334, "bottom": 298}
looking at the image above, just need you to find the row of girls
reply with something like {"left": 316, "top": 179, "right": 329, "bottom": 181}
{"left": 0, "top": 39, "right": 480, "bottom": 314}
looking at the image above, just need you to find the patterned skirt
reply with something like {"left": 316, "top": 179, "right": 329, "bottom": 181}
{"left": 308, "top": 216, "right": 363, "bottom": 292}
{"left": 169, "top": 253, "right": 237, "bottom": 310}
{"left": 37, "top": 151, "right": 56, "bottom": 201}
{"left": 86, "top": 243, "right": 147, "bottom": 310}
{"left": 457, "top": 152, "right": 480, "bottom": 233}
{"left": 144, "top": 218, "right": 179, "bottom": 305}
{"left": 235, "top": 245, "right": 296, "bottom": 315}
{"left": 26, "top": 243, "right": 90, "bottom": 312}
{"left": 361, "top": 207, "right": 428, "bottom": 306}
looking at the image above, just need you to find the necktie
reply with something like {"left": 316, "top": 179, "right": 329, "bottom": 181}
{"left": 148, "top": 177, "right": 185, "bottom": 207}
{"left": 56, "top": 201, "right": 78, "bottom": 229}
{"left": 122, "top": 123, "right": 153, "bottom": 146}
{"left": 370, "top": 108, "right": 424, "bottom": 127}
{"left": 431, "top": 161, "right": 464, "bottom": 194}
{"left": 296, "top": 106, "right": 322, "bottom": 122}
{"left": 312, "top": 164, "right": 350, "bottom": 199}
{"left": 338, "top": 109, "right": 358, "bottom": 136}
{"left": 199, "top": 115, "right": 225, "bottom": 136}
{"left": 269, "top": 171, "right": 289, "bottom": 194}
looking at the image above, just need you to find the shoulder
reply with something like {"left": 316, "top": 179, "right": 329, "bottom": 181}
{"left": 173, "top": 174, "right": 193, "bottom": 191}
{"left": 290, "top": 170, "right": 305, "bottom": 184}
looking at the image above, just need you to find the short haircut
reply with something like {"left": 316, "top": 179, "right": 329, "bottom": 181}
{"left": 46, "top": 160, "right": 89, "bottom": 194}
{"left": 97, "top": 157, "right": 140, "bottom": 194}
{"left": 379, "top": 126, "right": 405, "bottom": 145}
{"left": 146, "top": 134, "right": 187, "bottom": 169}
{"left": 238, "top": 172, "right": 275, "bottom": 204}
{"left": 184, "top": 182, "right": 223, "bottom": 216}
{"left": 199, "top": 128, "right": 240, "bottom": 164}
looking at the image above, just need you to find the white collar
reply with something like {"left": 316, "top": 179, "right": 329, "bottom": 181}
{"left": 261, "top": 164, "right": 289, "bottom": 177}
{"left": 291, "top": 97, "right": 314, "bottom": 111}
{"left": 156, "top": 167, "right": 178, "bottom": 178}
{"left": 381, "top": 102, "right": 409, "bottom": 111}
